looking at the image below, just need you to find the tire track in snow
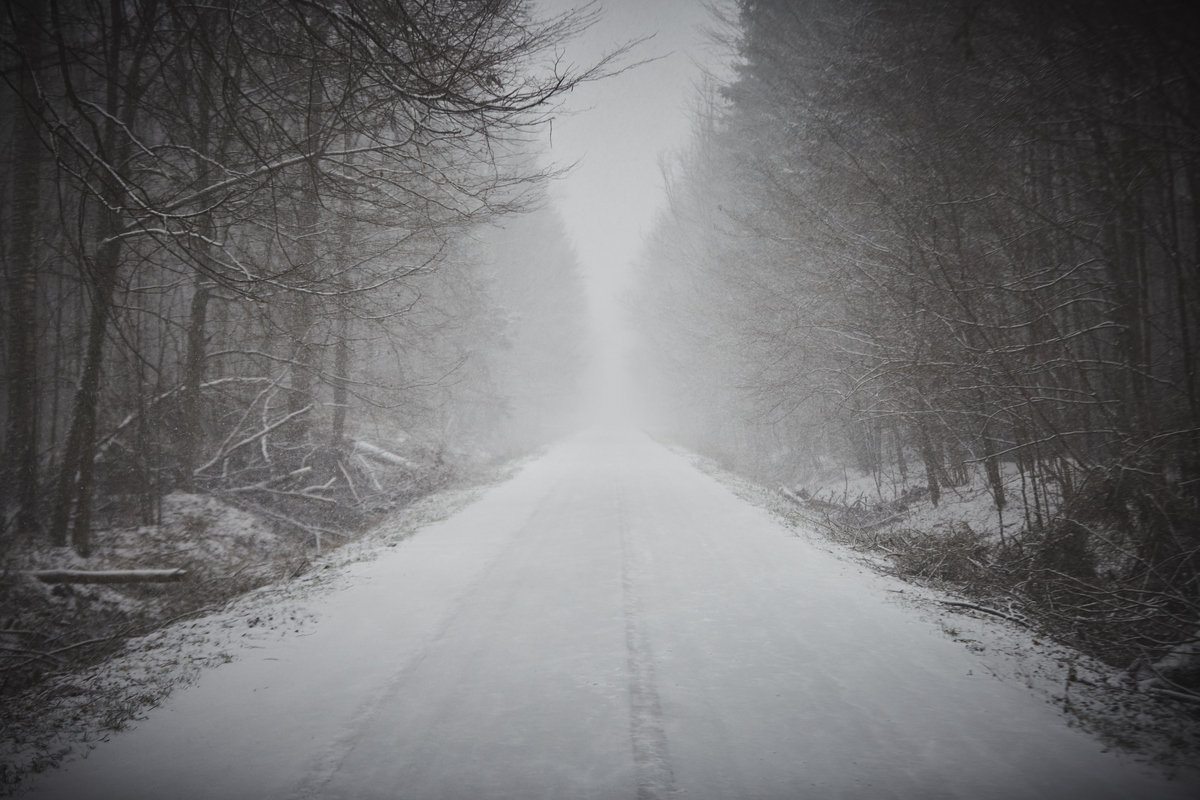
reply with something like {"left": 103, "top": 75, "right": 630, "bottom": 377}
{"left": 288, "top": 522, "right": 525, "bottom": 799}
{"left": 619, "top": 488, "right": 677, "bottom": 800}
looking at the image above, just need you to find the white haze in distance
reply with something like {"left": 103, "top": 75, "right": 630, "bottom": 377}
{"left": 535, "top": 0, "right": 730, "bottom": 425}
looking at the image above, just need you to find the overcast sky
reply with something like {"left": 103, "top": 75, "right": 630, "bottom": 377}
{"left": 534, "top": 0, "right": 731, "bottom": 421}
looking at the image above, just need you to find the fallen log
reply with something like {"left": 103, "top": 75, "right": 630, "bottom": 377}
{"left": 353, "top": 439, "right": 417, "bottom": 469}
{"left": 29, "top": 568, "right": 188, "bottom": 584}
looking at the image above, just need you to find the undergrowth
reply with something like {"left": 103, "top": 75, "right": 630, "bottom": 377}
{"left": 0, "top": 447, "right": 527, "bottom": 794}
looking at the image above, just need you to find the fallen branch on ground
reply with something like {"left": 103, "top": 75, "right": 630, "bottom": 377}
{"left": 1148, "top": 687, "right": 1200, "bottom": 706}
{"left": 938, "top": 599, "right": 1029, "bottom": 627}
{"left": 29, "top": 569, "right": 188, "bottom": 584}
{"left": 353, "top": 439, "right": 417, "bottom": 469}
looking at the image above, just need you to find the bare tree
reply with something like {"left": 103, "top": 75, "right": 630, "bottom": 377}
{"left": 1, "top": 0, "right": 629, "bottom": 555}
{"left": 635, "top": 0, "right": 1200, "bottom": 670}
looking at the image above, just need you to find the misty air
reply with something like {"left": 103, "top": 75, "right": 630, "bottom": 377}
{"left": 1, "top": 1, "right": 1198, "bottom": 798}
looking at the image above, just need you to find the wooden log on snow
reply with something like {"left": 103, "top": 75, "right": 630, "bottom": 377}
{"left": 29, "top": 568, "right": 188, "bottom": 584}
{"left": 353, "top": 439, "right": 417, "bottom": 469}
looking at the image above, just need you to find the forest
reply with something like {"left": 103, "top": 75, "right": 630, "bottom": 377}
{"left": 635, "top": 0, "right": 1200, "bottom": 686}
{"left": 0, "top": 0, "right": 601, "bottom": 549}
{"left": 0, "top": 0, "right": 599, "bottom": 714}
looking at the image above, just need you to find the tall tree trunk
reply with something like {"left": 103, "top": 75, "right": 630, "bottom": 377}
{"left": 981, "top": 422, "right": 1006, "bottom": 511}
{"left": 48, "top": 0, "right": 152, "bottom": 554}
{"left": 49, "top": 234, "right": 121, "bottom": 554}
{"left": 284, "top": 53, "right": 328, "bottom": 449}
{"left": 4, "top": 1, "right": 45, "bottom": 540}
{"left": 175, "top": 19, "right": 218, "bottom": 492}
{"left": 177, "top": 273, "right": 210, "bottom": 490}
{"left": 331, "top": 307, "right": 350, "bottom": 446}
{"left": 917, "top": 419, "right": 941, "bottom": 508}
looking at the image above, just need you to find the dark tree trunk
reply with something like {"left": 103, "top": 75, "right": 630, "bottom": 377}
{"left": 177, "top": 273, "right": 211, "bottom": 491}
{"left": 48, "top": 0, "right": 157, "bottom": 555}
{"left": 331, "top": 309, "right": 350, "bottom": 446}
{"left": 917, "top": 420, "right": 941, "bottom": 508}
{"left": 981, "top": 425, "right": 1006, "bottom": 511}
{"left": 4, "top": 0, "right": 46, "bottom": 541}
{"left": 50, "top": 235, "right": 121, "bottom": 556}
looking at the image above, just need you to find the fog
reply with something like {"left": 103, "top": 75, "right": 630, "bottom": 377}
{"left": 536, "top": 0, "right": 727, "bottom": 425}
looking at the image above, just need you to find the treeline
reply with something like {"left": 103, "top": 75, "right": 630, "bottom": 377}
{"left": 0, "top": 0, "right": 596, "bottom": 556}
{"left": 635, "top": 0, "right": 1200, "bottom": 664}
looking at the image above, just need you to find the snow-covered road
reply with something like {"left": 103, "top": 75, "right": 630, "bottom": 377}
{"left": 29, "top": 430, "right": 1195, "bottom": 799}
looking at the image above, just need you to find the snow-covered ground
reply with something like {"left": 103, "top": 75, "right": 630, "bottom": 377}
{"left": 20, "top": 430, "right": 1199, "bottom": 799}
{"left": 787, "top": 457, "right": 1035, "bottom": 546}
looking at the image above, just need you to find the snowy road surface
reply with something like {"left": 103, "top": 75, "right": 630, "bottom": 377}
{"left": 29, "top": 430, "right": 1195, "bottom": 799}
